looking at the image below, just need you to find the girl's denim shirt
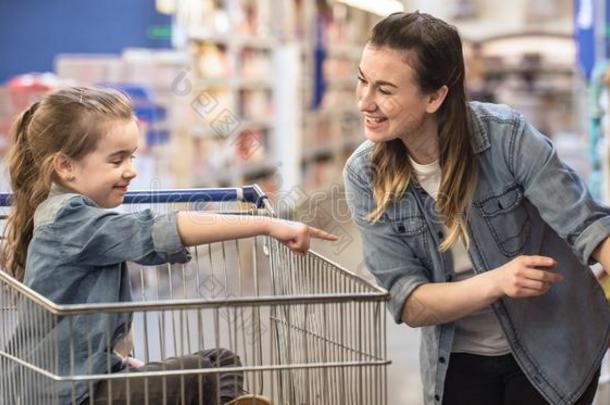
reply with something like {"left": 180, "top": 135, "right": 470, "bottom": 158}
{"left": 16, "top": 183, "right": 191, "bottom": 404}
{"left": 344, "top": 101, "right": 610, "bottom": 405}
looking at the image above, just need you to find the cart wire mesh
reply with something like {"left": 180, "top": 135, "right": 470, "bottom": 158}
{"left": 0, "top": 186, "right": 389, "bottom": 405}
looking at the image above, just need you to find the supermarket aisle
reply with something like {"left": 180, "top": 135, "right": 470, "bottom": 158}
{"left": 308, "top": 193, "right": 424, "bottom": 405}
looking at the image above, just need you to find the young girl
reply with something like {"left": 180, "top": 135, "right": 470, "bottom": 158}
{"left": 344, "top": 12, "right": 608, "bottom": 405}
{"left": 1, "top": 86, "right": 336, "bottom": 405}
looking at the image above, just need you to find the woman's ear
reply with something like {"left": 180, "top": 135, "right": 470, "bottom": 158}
{"left": 53, "top": 153, "right": 76, "bottom": 182}
{"left": 425, "top": 85, "right": 449, "bottom": 114}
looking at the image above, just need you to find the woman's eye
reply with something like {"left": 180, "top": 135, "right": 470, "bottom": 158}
{"left": 357, "top": 76, "right": 367, "bottom": 84}
{"left": 379, "top": 88, "right": 391, "bottom": 95}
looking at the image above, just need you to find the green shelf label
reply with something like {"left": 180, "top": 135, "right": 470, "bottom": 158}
{"left": 147, "top": 25, "right": 172, "bottom": 40}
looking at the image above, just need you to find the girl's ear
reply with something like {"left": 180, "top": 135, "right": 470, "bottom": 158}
{"left": 425, "top": 85, "right": 449, "bottom": 114}
{"left": 53, "top": 153, "right": 76, "bottom": 182}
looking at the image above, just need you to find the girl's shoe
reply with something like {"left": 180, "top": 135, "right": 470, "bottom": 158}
{"left": 226, "top": 394, "right": 272, "bottom": 405}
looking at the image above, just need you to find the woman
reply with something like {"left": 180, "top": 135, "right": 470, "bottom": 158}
{"left": 344, "top": 12, "right": 610, "bottom": 405}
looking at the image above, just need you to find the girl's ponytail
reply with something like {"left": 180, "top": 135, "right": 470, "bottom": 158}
{"left": 1, "top": 86, "right": 134, "bottom": 282}
{"left": 2, "top": 101, "right": 49, "bottom": 282}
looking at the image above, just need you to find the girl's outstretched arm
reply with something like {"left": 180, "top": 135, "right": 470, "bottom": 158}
{"left": 176, "top": 212, "right": 338, "bottom": 255}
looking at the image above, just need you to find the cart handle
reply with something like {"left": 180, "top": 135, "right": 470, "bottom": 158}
{"left": 0, "top": 185, "right": 269, "bottom": 208}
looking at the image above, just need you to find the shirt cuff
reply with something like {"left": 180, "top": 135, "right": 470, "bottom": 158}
{"left": 388, "top": 275, "right": 428, "bottom": 324}
{"left": 574, "top": 216, "right": 610, "bottom": 266}
{"left": 152, "top": 212, "right": 192, "bottom": 264}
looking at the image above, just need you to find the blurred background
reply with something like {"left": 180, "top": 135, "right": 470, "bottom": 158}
{"left": 2, "top": 0, "right": 610, "bottom": 403}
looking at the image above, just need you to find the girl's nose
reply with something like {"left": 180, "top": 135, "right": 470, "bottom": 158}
{"left": 124, "top": 162, "right": 137, "bottom": 179}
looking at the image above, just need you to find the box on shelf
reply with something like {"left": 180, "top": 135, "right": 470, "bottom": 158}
{"left": 55, "top": 55, "right": 123, "bottom": 85}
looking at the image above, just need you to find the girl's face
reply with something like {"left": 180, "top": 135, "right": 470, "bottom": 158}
{"left": 68, "top": 119, "right": 139, "bottom": 208}
{"left": 356, "top": 44, "right": 434, "bottom": 145}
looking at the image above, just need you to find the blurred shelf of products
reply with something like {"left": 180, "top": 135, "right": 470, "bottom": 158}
{"left": 0, "top": 0, "right": 594, "bottom": 209}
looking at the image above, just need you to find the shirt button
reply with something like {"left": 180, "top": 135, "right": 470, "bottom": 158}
{"left": 434, "top": 394, "right": 440, "bottom": 401}
{"left": 437, "top": 230, "right": 444, "bottom": 240}
{"left": 445, "top": 274, "right": 453, "bottom": 282}
{"left": 439, "top": 356, "right": 446, "bottom": 363}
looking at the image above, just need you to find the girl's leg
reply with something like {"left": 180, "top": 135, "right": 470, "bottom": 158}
{"left": 196, "top": 348, "right": 245, "bottom": 402}
{"left": 442, "top": 353, "right": 505, "bottom": 405}
{"left": 92, "top": 355, "right": 219, "bottom": 405}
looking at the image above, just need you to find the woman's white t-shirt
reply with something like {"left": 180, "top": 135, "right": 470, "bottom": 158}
{"left": 409, "top": 157, "right": 511, "bottom": 356}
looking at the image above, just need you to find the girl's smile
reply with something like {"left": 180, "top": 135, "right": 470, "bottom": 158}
{"left": 62, "top": 119, "right": 139, "bottom": 208}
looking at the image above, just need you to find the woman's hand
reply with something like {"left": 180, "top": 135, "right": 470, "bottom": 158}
{"left": 489, "top": 255, "right": 562, "bottom": 298}
{"left": 268, "top": 219, "right": 338, "bottom": 256}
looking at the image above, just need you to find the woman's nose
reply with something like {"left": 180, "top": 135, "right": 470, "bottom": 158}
{"left": 357, "top": 88, "right": 377, "bottom": 113}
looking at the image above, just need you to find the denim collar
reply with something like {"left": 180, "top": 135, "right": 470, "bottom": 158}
{"left": 48, "top": 183, "right": 99, "bottom": 207}
{"left": 49, "top": 182, "right": 76, "bottom": 198}
{"left": 468, "top": 104, "right": 491, "bottom": 154}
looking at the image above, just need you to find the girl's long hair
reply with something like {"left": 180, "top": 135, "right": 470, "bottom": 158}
{"left": 1, "top": 86, "right": 133, "bottom": 281}
{"left": 366, "top": 12, "right": 478, "bottom": 251}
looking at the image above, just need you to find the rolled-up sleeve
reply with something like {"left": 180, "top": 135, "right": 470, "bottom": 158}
{"left": 507, "top": 113, "right": 610, "bottom": 265}
{"left": 52, "top": 196, "right": 191, "bottom": 266}
{"left": 343, "top": 164, "right": 430, "bottom": 323}
{"left": 151, "top": 210, "right": 192, "bottom": 263}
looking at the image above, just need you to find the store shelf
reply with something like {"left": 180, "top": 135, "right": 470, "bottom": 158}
{"left": 325, "top": 77, "right": 357, "bottom": 88}
{"left": 239, "top": 117, "right": 274, "bottom": 129}
{"left": 194, "top": 160, "right": 277, "bottom": 187}
{"left": 238, "top": 161, "right": 278, "bottom": 178}
{"left": 294, "top": 1, "right": 377, "bottom": 197}
{"left": 169, "top": 0, "right": 283, "bottom": 191}
{"left": 302, "top": 137, "right": 362, "bottom": 162}
{"left": 194, "top": 78, "right": 274, "bottom": 90}
{"left": 326, "top": 44, "right": 363, "bottom": 59}
{"left": 171, "top": 0, "right": 376, "bottom": 195}
{"left": 232, "top": 78, "right": 274, "bottom": 89}
{"left": 305, "top": 107, "right": 360, "bottom": 119}
{"left": 191, "top": 117, "right": 273, "bottom": 139}
{"left": 485, "top": 65, "right": 575, "bottom": 76}
{"left": 188, "top": 30, "right": 278, "bottom": 50}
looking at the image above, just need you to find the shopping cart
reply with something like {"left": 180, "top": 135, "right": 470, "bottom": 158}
{"left": 0, "top": 185, "right": 390, "bottom": 405}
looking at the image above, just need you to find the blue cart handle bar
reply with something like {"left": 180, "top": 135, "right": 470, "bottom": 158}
{"left": 0, "top": 185, "right": 269, "bottom": 209}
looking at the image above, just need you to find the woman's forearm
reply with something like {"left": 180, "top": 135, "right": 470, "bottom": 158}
{"left": 402, "top": 255, "right": 559, "bottom": 327}
{"left": 402, "top": 271, "right": 502, "bottom": 327}
{"left": 176, "top": 212, "right": 271, "bottom": 246}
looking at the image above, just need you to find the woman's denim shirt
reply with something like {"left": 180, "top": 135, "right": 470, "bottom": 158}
{"left": 16, "top": 184, "right": 191, "bottom": 404}
{"left": 344, "top": 102, "right": 610, "bottom": 405}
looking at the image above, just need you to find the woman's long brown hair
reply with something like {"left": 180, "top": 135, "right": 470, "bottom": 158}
{"left": 366, "top": 12, "right": 478, "bottom": 251}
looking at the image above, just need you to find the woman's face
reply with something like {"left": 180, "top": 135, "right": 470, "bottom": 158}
{"left": 356, "top": 44, "right": 431, "bottom": 145}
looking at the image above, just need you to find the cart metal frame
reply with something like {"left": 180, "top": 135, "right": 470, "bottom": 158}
{"left": 0, "top": 185, "right": 390, "bottom": 405}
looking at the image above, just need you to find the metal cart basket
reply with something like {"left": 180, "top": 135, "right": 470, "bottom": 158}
{"left": 0, "top": 186, "right": 389, "bottom": 405}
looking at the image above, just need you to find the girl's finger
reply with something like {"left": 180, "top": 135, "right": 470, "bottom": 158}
{"left": 308, "top": 226, "right": 339, "bottom": 241}
{"left": 287, "top": 238, "right": 309, "bottom": 253}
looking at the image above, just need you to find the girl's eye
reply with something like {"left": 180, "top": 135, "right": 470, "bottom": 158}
{"left": 357, "top": 76, "right": 367, "bottom": 84}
